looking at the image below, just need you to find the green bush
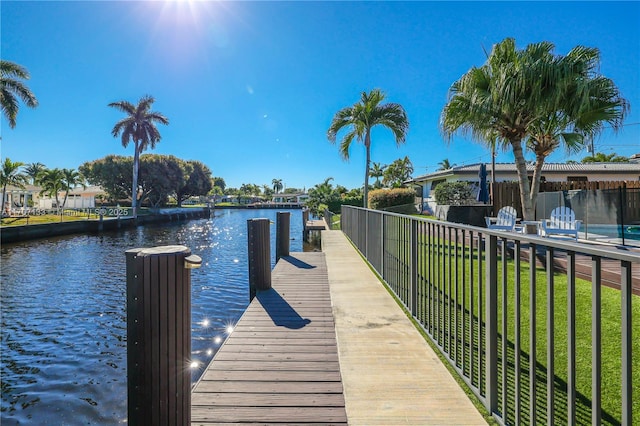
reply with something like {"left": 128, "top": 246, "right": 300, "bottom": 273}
{"left": 433, "top": 181, "right": 474, "bottom": 205}
{"left": 327, "top": 196, "right": 363, "bottom": 213}
{"left": 368, "top": 188, "right": 416, "bottom": 210}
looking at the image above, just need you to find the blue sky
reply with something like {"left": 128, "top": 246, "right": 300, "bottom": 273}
{"left": 2, "top": 1, "right": 639, "bottom": 191}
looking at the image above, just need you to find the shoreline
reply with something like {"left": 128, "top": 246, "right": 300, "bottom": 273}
{"left": 1, "top": 207, "right": 211, "bottom": 244}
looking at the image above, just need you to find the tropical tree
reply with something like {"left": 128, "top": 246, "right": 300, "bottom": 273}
{"left": 437, "top": 158, "right": 455, "bottom": 171}
{"left": 441, "top": 38, "right": 628, "bottom": 224}
{"left": 328, "top": 89, "right": 409, "bottom": 207}
{"left": 176, "top": 160, "right": 212, "bottom": 206}
{"left": 1, "top": 158, "right": 27, "bottom": 214}
{"left": 138, "top": 154, "right": 184, "bottom": 208}
{"left": 383, "top": 156, "right": 414, "bottom": 188}
{"left": 212, "top": 177, "right": 226, "bottom": 192}
{"left": 272, "top": 178, "right": 283, "bottom": 194}
{"left": 262, "top": 184, "right": 274, "bottom": 198}
{"left": 80, "top": 155, "right": 132, "bottom": 202}
{"left": 306, "top": 177, "right": 338, "bottom": 215}
{"left": 60, "top": 168, "right": 85, "bottom": 208}
{"left": 24, "top": 162, "right": 46, "bottom": 184}
{"left": 370, "top": 162, "right": 386, "bottom": 189}
{"left": 581, "top": 152, "right": 629, "bottom": 163}
{"left": 37, "top": 168, "right": 65, "bottom": 209}
{"left": 109, "top": 95, "right": 169, "bottom": 217}
{"left": 0, "top": 60, "right": 38, "bottom": 129}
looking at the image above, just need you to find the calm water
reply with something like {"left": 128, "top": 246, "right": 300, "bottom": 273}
{"left": 1, "top": 209, "right": 306, "bottom": 425}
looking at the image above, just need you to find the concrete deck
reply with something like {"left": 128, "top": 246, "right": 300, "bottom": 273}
{"left": 322, "top": 230, "right": 487, "bottom": 425}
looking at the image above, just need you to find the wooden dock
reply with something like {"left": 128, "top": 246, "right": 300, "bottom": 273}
{"left": 191, "top": 252, "right": 347, "bottom": 425}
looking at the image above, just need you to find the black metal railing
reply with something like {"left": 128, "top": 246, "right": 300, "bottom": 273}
{"left": 342, "top": 205, "right": 638, "bottom": 426}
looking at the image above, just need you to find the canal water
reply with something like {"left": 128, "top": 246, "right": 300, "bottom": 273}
{"left": 1, "top": 209, "right": 307, "bottom": 425}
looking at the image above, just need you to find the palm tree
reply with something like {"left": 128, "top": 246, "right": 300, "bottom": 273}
{"left": 272, "top": 178, "right": 283, "bottom": 194}
{"left": 24, "top": 162, "right": 46, "bottom": 184}
{"left": 0, "top": 60, "right": 39, "bottom": 129}
{"left": 37, "top": 168, "right": 65, "bottom": 209}
{"left": 370, "top": 162, "right": 386, "bottom": 189}
{"left": 61, "top": 168, "right": 86, "bottom": 208}
{"left": 109, "top": 95, "right": 169, "bottom": 218}
{"left": 441, "top": 38, "right": 628, "bottom": 224}
{"left": 1, "top": 158, "right": 27, "bottom": 214}
{"left": 383, "top": 156, "right": 414, "bottom": 188}
{"left": 437, "top": 159, "right": 455, "bottom": 171}
{"left": 581, "top": 152, "right": 629, "bottom": 163}
{"left": 328, "top": 89, "right": 409, "bottom": 207}
{"left": 525, "top": 46, "right": 628, "bottom": 211}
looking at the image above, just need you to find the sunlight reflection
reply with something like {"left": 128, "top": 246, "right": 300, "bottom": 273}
{"left": 214, "top": 336, "right": 222, "bottom": 344}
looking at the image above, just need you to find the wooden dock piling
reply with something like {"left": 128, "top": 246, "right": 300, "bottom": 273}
{"left": 276, "top": 211, "right": 290, "bottom": 259}
{"left": 125, "top": 245, "right": 200, "bottom": 426}
{"left": 247, "top": 218, "right": 271, "bottom": 301}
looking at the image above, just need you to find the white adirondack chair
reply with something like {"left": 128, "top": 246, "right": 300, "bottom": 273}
{"left": 540, "top": 207, "right": 582, "bottom": 240}
{"left": 485, "top": 206, "right": 518, "bottom": 231}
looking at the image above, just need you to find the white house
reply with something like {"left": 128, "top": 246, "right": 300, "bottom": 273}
{"left": 408, "top": 162, "right": 640, "bottom": 202}
{"left": 271, "top": 193, "right": 309, "bottom": 204}
{"left": 37, "top": 185, "right": 105, "bottom": 209}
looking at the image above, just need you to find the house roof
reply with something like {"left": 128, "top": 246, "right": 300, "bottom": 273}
{"left": 409, "top": 162, "right": 640, "bottom": 183}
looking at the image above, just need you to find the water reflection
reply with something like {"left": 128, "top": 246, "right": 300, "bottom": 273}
{"left": 1, "top": 209, "right": 303, "bottom": 425}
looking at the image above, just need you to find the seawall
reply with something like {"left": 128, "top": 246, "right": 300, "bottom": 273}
{"left": 1, "top": 207, "right": 211, "bottom": 244}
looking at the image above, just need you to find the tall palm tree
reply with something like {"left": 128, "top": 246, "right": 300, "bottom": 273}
{"left": 1, "top": 158, "right": 27, "bottom": 214}
{"left": 24, "top": 162, "right": 46, "bottom": 184}
{"left": 525, "top": 46, "right": 628, "bottom": 211}
{"left": 328, "top": 89, "right": 409, "bottom": 207}
{"left": 437, "top": 158, "right": 455, "bottom": 171}
{"left": 370, "top": 162, "right": 386, "bottom": 188}
{"left": 272, "top": 178, "right": 283, "bottom": 194}
{"left": 0, "top": 60, "right": 39, "bottom": 129}
{"left": 61, "top": 168, "right": 86, "bottom": 208}
{"left": 37, "top": 168, "right": 65, "bottom": 209}
{"left": 440, "top": 38, "right": 628, "bottom": 224}
{"left": 109, "top": 95, "right": 169, "bottom": 218}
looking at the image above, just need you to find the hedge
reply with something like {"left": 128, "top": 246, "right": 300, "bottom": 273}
{"left": 368, "top": 188, "right": 416, "bottom": 210}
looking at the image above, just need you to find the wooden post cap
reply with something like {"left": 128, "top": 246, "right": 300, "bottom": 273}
{"left": 136, "top": 245, "right": 191, "bottom": 257}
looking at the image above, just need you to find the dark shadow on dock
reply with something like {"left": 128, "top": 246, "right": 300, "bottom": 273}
{"left": 256, "top": 288, "right": 311, "bottom": 329}
{"left": 280, "top": 255, "right": 317, "bottom": 269}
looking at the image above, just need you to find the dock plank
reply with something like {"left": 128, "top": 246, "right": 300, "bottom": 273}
{"left": 191, "top": 252, "right": 346, "bottom": 425}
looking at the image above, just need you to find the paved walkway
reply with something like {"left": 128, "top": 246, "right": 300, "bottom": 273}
{"left": 322, "top": 230, "right": 487, "bottom": 425}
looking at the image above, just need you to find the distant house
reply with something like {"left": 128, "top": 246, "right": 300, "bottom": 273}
{"left": 271, "top": 193, "right": 309, "bottom": 204}
{"left": 408, "top": 161, "right": 640, "bottom": 205}
{"left": 3, "top": 184, "right": 41, "bottom": 210}
{"left": 39, "top": 185, "right": 106, "bottom": 209}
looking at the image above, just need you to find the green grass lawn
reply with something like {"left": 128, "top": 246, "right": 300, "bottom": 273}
{"left": 382, "top": 234, "right": 639, "bottom": 425}
{"left": 1, "top": 212, "right": 99, "bottom": 226}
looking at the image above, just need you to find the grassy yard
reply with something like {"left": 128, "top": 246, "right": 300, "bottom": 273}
{"left": 1, "top": 212, "right": 99, "bottom": 226}
{"left": 383, "top": 234, "right": 639, "bottom": 425}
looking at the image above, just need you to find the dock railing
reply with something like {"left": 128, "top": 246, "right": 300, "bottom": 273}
{"left": 341, "top": 205, "right": 638, "bottom": 426}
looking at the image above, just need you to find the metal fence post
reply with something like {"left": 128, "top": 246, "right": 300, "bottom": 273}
{"left": 276, "top": 211, "right": 290, "bottom": 260}
{"left": 485, "top": 234, "right": 498, "bottom": 416}
{"left": 410, "top": 219, "right": 418, "bottom": 317}
{"left": 125, "top": 245, "right": 201, "bottom": 426}
{"left": 248, "top": 218, "right": 271, "bottom": 301}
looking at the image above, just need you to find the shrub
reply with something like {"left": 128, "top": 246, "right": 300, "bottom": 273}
{"left": 433, "top": 181, "right": 474, "bottom": 205}
{"left": 327, "top": 196, "right": 363, "bottom": 213}
{"left": 368, "top": 188, "right": 416, "bottom": 210}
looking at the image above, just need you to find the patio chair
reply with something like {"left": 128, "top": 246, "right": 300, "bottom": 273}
{"left": 540, "top": 206, "right": 582, "bottom": 240}
{"left": 485, "top": 206, "right": 518, "bottom": 231}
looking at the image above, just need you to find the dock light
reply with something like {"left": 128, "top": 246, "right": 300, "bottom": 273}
{"left": 184, "top": 254, "right": 202, "bottom": 269}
